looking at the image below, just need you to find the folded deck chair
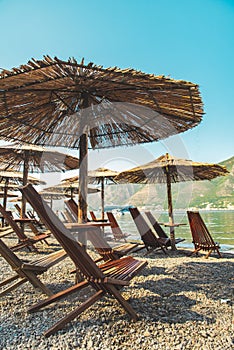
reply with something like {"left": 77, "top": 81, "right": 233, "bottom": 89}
{"left": 0, "top": 237, "right": 66, "bottom": 297}
{"left": 0, "top": 204, "right": 50, "bottom": 252}
{"left": 187, "top": 211, "right": 222, "bottom": 258}
{"left": 145, "top": 211, "right": 185, "bottom": 247}
{"left": 20, "top": 184, "right": 148, "bottom": 337}
{"left": 129, "top": 207, "right": 169, "bottom": 255}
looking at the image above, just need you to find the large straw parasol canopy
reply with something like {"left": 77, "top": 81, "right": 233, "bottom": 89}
{"left": 115, "top": 153, "right": 229, "bottom": 249}
{"left": 0, "top": 56, "right": 204, "bottom": 222}
{"left": 63, "top": 167, "right": 119, "bottom": 220}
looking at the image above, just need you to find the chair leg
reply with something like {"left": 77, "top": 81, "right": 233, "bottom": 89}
{"left": 205, "top": 250, "right": 212, "bottom": 259}
{"left": 44, "top": 289, "right": 105, "bottom": 337}
{"left": 28, "top": 280, "right": 89, "bottom": 313}
{"left": 216, "top": 248, "right": 222, "bottom": 258}
{"left": 107, "top": 284, "right": 138, "bottom": 321}
{"left": 0, "top": 278, "right": 27, "bottom": 297}
{"left": 23, "top": 271, "right": 53, "bottom": 296}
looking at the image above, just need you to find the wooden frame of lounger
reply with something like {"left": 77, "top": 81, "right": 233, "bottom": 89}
{"left": 20, "top": 184, "right": 148, "bottom": 337}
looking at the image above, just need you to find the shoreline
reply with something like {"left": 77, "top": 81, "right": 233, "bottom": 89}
{"left": 0, "top": 237, "right": 233, "bottom": 350}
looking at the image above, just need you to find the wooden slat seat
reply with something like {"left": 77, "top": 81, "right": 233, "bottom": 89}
{"left": 145, "top": 211, "right": 185, "bottom": 247}
{"left": 129, "top": 207, "right": 169, "bottom": 255}
{"left": 20, "top": 184, "right": 148, "bottom": 337}
{"left": 0, "top": 238, "right": 66, "bottom": 297}
{"left": 187, "top": 211, "right": 222, "bottom": 258}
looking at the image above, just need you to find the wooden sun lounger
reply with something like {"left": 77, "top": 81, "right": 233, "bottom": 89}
{"left": 20, "top": 184, "right": 148, "bottom": 337}
{"left": 0, "top": 238, "right": 66, "bottom": 297}
{"left": 129, "top": 207, "right": 169, "bottom": 255}
{"left": 0, "top": 204, "right": 51, "bottom": 252}
{"left": 187, "top": 211, "right": 222, "bottom": 258}
{"left": 145, "top": 211, "right": 185, "bottom": 247}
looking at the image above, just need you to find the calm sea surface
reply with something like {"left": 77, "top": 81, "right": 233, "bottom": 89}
{"left": 113, "top": 210, "right": 234, "bottom": 252}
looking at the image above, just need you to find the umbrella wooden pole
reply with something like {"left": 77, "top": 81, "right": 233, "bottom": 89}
{"left": 101, "top": 178, "right": 105, "bottom": 221}
{"left": 78, "top": 133, "right": 88, "bottom": 223}
{"left": 166, "top": 171, "right": 176, "bottom": 250}
{"left": 78, "top": 93, "right": 89, "bottom": 224}
{"left": 3, "top": 179, "right": 9, "bottom": 210}
{"left": 20, "top": 151, "right": 29, "bottom": 233}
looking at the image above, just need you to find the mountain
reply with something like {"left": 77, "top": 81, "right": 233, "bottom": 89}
{"left": 88, "top": 156, "right": 234, "bottom": 210}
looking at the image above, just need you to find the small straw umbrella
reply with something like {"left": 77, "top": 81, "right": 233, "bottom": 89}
{"left": 115, "top": 153, "right": 229, "bottom": 250}
{"left": 0, "top": 56, "right": 204, "bottom": 222}
{"left": 0, "top": 170, "right": 45, "bottom": 210}
{"left": 0, "top": 144, "right": 79, "bottom": 219}
{"left": 44, "top": 182, "right": 100, "bottom": 201}
{"left": 63, "top": 167, "right": 119, "bottom": 220}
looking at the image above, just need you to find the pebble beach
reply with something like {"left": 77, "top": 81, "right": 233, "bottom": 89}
{"left": 0, "top": 237, "right": 233, "bottom": 350}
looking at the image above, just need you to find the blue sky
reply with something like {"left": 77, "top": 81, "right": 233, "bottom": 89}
{"left": 0, "top": 0, "right": 233, "bottom": 171}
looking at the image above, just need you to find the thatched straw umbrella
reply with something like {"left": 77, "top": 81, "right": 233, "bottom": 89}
{"left": 44, "top": 182, "right": 100, "bottom": 198}
{"left": 0, "top": 170, "right": 45, "bottom": 210}
{"left": 0, "top": 144, "right": 79, "bottom": 219}
{"left": 63, "top": 167, "right": 119, "bottom": 220}
{"left": 0, "top": 56, "right": 204, "bottom": 222}
{"left": 115, "top": 153, "right": 229, "bottom": 249}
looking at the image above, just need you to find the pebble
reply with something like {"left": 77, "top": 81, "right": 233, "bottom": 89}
{"left": 0, "top": 237, "right": 233, "bottom": 349}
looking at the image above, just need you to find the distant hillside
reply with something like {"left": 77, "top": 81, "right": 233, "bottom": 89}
{"left": 88, "top": 156, "right": 234, "bottom": 210}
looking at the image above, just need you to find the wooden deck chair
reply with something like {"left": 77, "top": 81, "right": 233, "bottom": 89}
{"left": 106, "top": 212, "right": 131, "bottom": 242}
{"left": 14, "top": 204, "right": 50, "bottom": 241}
{"left": 0, "top": 204, "right": 50, "bottom": 252}
{"left": 129, "top": 208, "right": 169, "bottom": 255}
{"left": 64, "top": 200, "right": 139, "bottom": 260}
{"left": 0, "top": 237, "right": 66, "bottom": 297}
{"left": 20, "top": 184, "right": 148, "bottom": 337}
{"left": 187, "top": 211, "right": 222, "bottom": 258}
{"left": 145, "top": 211, "right": 185, "bottom": 247}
